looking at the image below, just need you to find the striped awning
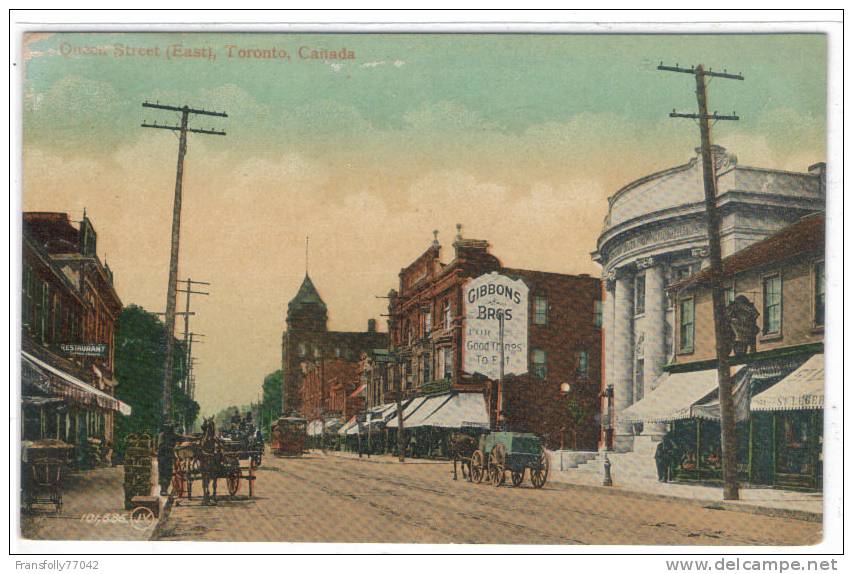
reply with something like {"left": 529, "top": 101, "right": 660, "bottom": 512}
{"left": 621, "top": 366, "right": 745, "bottom": 423}
{"left": 751, "top": 354, "right": 824, "bottom": 411}
{"left": 385, "top": 396, "right": 430, "bottom": 429}
{"left": 22, "top": 351, "right": 132, "bottom": 416}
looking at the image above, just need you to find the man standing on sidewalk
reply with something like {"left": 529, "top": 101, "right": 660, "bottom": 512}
{"left": 156, "top": 424, "right": 177, "bottom": 496}
{"left": 655, "top": 438, "right": 668, "bottom": 482}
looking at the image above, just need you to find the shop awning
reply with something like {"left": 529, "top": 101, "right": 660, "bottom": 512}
{"left": 399, "top": 394, "right": 454, "bottom": 428}
{"left": 621, "top": 366, "right": 744, "bottom": 423}
{"left": 751, "top": 354, "right": 824, "bottom": 411}
{"left": 418, "top": 392, "right": 489, "bottom": 429}
{"left": 338, "top": 416, "right": 358, "bottom": 436}
{"left": 385, "top": 396, "right": 430, "bottom": 429}
{"left": 22, "top": 351, "right": 132, "bottom": 416}
{"left": 689, "top": 366, "right": 753, "bottom": 422}
{"left": 307, "top": 420, "right": 322, "bottom": 436}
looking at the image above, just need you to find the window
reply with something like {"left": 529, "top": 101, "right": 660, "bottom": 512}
{"left": 443, "top": 300, "right": 452, "bottom": 328}
{"left": 422, "top": 354, "right": 431, "bottom": 384}
{"left": 423, "top": 309, "right": 432, "bottom": 336}
{"left": 815, "top": 261, "right": 825, "bottom": 327}
{"left": 576, "top": 350, "right": 589, "bottom": 378}
{"left": 313, "top": 346, "right": 321, "bottom": 358}
{"left": 635, "top": 275, "right": 646, "bottom": 315}
{"left": 335, "top": 347, "right": 341, "bottom": 358}
{"left": 763, "top": 274, "right": 782, "bottom": 334}
{"left": 437, "top": 346, "right": 453, "bottom": 380}
{"left": 298, "top": 342, "right": 307, "bottom": 357}
{"left": 532, "top": 349, "right": 547, "bottom": 379}
{"left": 679, "top": 298, "right": 694, "bottom": 353}
{"left": 593, "top": 299, "right": 603, "bottom": 328}
{"left": 533, "top": 295, "right": 548, "bottom": 325}
{"left": 724, "top": 286, "right": 735, "bottom": 306}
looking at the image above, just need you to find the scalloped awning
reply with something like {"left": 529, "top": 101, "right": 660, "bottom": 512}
{"left": 751, "top": 354, "right": 823, "bottom": 412}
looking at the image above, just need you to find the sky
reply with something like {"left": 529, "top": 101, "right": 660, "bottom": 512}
{"left": 21, "top": 32, "right": 827, "bottom": 415}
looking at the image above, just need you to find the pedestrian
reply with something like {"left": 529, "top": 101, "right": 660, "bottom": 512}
{"left": 666, "top": 437, "right": 681, "bottom": 481}
{"left": 156, "top": 423, "right": 177, "bottom": 496}
{"left": 654, "top": 437, "right": 668, "bottom": 482}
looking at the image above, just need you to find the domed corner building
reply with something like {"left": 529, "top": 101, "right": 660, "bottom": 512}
{"left": 592, "top": 146, "right": 825, "bottom": 455}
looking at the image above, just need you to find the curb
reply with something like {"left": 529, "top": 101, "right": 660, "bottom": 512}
{"left": 547, "top": 479, "right": 822, "bottom": 523}
{"left": 148, "top": 491, "right": 174, "bottom": 540}
{"left": 319, "top": 451, "right": 446, "bottom": 465}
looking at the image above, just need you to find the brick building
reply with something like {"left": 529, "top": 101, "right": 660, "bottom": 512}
{"left": 386, "top": 229, "right": 603, "bottom": 451}
{"left": 300, "top": 358, "right": 360, "bottom": 422}
{"left": 21, "top": 212, "right": 130, "bottom": 465}
{"left": 281, "top": 273, "right": 387, "bottom": 415}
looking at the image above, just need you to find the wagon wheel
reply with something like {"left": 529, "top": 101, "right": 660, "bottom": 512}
{"left": 530, "top": 448, "right": 549, "bottom": 489}
{"left": 490, "top": 444, "right": 507, "bottom": 487}
{"left": 226, "top": 467, "right": 241, "bottom": 496}
{"left": 511, "top": 468, "right": 525, "bottom": 487}
{"left": 470, "top": 450, "right": 485, "bottom": 484}
{"left": 171, "top": 459, "right": 186, "bottom": 497}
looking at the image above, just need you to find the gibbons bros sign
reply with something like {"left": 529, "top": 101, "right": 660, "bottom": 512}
{"left": 463, "top": 272, "right": 529, "bottom": 379}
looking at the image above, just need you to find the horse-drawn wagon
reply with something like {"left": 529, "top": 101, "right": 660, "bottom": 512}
{"left": 171, "top": 417, "right": 259, "bottom": 504}
{"left": 452, "top": 431, "right": 549, "bottom": 488}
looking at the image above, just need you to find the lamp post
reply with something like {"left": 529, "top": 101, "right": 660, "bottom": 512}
{"left": 601, "top": 384, "right": 615, "bottom": 452}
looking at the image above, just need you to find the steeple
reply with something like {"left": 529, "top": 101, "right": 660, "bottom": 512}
{"left": 286, "top": 273, "right": 328, "bottom": 332}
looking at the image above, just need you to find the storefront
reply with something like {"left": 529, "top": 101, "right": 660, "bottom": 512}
{"left": 385, "top": 391, "right": 490, "bottom": 459}
{"left": 21, "top": 351, "right": 131, "bottom": 469}
{"left": 622, "top": 354, "right": 823, "bottom": 489}
{"left": 751, "top": 354, "right": 824, "bottom": 490}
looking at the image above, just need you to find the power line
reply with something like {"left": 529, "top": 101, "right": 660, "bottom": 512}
{"left": 141, "top": 101, "right": 227, "bottom": 428}
{"left": 659, "top": 62, "right": 743, "bottom": 501}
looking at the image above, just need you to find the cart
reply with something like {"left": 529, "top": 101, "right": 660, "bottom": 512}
{"left": 172, "top": 439, "right": 259, "bottom": 499}
{"left": 469, "top": 432, "right": 549, "bottom": 488}
{"left": 23, "top": 439, "right": 73, "bottom": 513}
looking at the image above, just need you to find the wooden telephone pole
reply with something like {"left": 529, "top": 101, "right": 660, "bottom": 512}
{"left": 178, "top": 278, "right": 210, "bottom": 393}
{"left": 659, "top": 63, "right": 743, "bottom": 500}
{"left": 142, "top": 102, "right": 226, "bottom": 427}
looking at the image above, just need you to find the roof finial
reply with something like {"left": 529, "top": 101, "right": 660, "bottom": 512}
{"left": 456, "top": 223, "right": 463, "bottom": 241}
{"left": 305, "top": 234, "right": 309, "bottom": 276}
{"left": 432, "top": 229, "right": 439, "bottom": 247}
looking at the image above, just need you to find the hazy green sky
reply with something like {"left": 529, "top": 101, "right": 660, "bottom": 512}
{"left": 22, "top": 32, "right": 827, "bottom": 414}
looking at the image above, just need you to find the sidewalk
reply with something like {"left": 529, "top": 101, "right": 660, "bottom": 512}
{"left": 317, "top": 449, "right": 446, "bottom": 464}
{"left": 20, "top": 464, "right": 161, "bottom": 541}
{"left": 549, "top": 466, "right": 823, "bottom": 522}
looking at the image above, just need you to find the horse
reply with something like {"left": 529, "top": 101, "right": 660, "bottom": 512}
{"left": 198, "top": 416, "right": 225, "bottom": 505}
{"left": 449, "top": 432, "right": 479, "bottom": 481}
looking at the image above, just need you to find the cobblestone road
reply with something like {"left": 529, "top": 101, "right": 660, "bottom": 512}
{"left": 155, "top": 452, "right": 821, "bottom": 545}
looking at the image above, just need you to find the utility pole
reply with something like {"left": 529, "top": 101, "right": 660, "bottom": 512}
{"left": 659, "top": 62, "right": 743, "bottom": 500}
{"left": 186, "top": 332, "right": 205, "bottom": 399}
{"left": 178, "top": 278, "right": 210, "bottom": 393}
{"left": 142, "top": 101, "right": 226, "bottom": 427}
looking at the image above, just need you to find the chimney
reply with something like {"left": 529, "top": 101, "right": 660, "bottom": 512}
{"left": 367, "top": 318, "right": 377, "bottom": 332}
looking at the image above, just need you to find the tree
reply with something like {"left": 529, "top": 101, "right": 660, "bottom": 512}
{"left": 260, "top": 370, "right": 283, "bottom": 435}
{"left": 113, "top": 305, "right": 199, "bottom": 459}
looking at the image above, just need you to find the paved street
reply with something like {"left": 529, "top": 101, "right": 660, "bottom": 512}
{"left": 156, "top": 451, "right": 821, "bottom": 545}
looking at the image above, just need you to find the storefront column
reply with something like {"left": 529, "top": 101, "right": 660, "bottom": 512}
{"left": 642, "top": 261, "right": 668, "bottom": 437}
{"left": 613, "top": 272, "right": 635, "bottom": 451}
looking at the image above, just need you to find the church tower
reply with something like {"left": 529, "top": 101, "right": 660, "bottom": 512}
{"left": 286, "top": 274, "right": 328, "bottom": 332}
